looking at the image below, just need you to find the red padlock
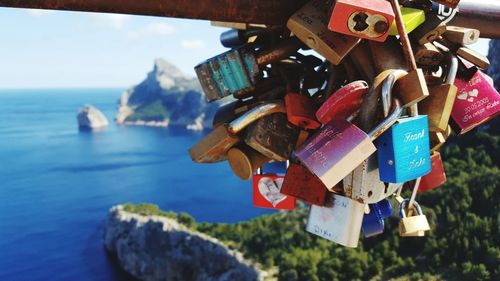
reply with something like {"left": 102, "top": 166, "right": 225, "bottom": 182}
{"left": 280, "top": 163, "right": 329, "bottom": 206}
{"left": 285, "top": 92, "right": 321, "bottom": 130}
{"left": 316, "top": 80, "right": 369, "bottom": 124}
{"left": 328, "top": 0, "right": 395, "bottom": 42}
{"left": 418, "top": 152, "right": 447, "bottom": 193}
{"left": 452, "top": 63, "right": 500, "bottom": 134}
{"left": 252, "top": 163, "right": 296, "bottom": 210}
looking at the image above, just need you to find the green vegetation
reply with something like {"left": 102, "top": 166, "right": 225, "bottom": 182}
{"left": 122, "top": 203, "right": 195, "bottom": 228}
{"left": 124, "top": 121, "right": 499, "bottom": 281}
{"left": 126, "top": 99, "right": 169, "bottom": 122}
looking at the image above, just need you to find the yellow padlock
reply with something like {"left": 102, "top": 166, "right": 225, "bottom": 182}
{"left": 389, "top": 7, "right": 425, "bottom": 36}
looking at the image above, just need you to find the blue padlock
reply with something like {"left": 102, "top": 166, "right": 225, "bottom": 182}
{"left": 195, "top": 37, "right": 302, "bottom": 102}
{"left": 362, "top": 199, "right": 393, "bottom": 238}
{"left": 375, "top": 73, "right": 432, "bottom": 183}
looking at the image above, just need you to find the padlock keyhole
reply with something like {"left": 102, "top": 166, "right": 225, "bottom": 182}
{"left": 353, "top": 13, "right": 369, "bottom": 32}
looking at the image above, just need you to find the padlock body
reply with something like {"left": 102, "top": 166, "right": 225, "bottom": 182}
{"left": 316, "top": 80, "right": 368, "bottom": 124}
{"left": 285, "top": 93, "right": 321, "bottom": 129}
{"left": 432, "top": 0, "right": 461, "bottom": 9}
{"left": 414, "top": 43, "right": 445, "bottom": 66}
{"left": 376, "top": 115, "right": 432, "bottom": 183}
{"left": 400, "top": 214, "right": 430, "bottom": 235}
{"left": 296, "top": 120, "right": 376, "bottom": 189}
{"left": 195, "top": 47, "right": 259, "bottom": 102}
{"left": 397, "top": 69, "right": 430, "bottom": 107}
{"left": 281, "top": 163, "right": 328, "bottom": 206}
{"left": 388, "top": 7, "right": 425, "bottom": 36}
{"left": 287, "top": 0, "right": 360, "bottom": 65}
{"left": 306, "top": 194, "right": 364, "bottom": 247}
{"left": 328, "top": 0, "right": 395, "bottom": 42}
{"left": 188, "top": 125, "right": 240, "bottom": 163}
{"left": 420, "top": 84, "right": 458, "bottom": 132}
{"left": 362, "top": 199, "right": 393, "bottom": 238}
{"left": 253, "top": 174, "right": 296, "bottom": 210}
{"left": 245, "top": 113, "right": 299, "bottom": 161}
{"left": 452, "top": 70, "right": 500, "bottom": 134}
{"left": 419, "top": 152, "right": 447, "bottom": 193}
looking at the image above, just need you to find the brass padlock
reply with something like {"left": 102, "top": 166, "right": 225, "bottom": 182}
{"left": 430, "top": 125, "right": 452, "bottom": 152}
{"left": 398, "top": 199, "right": 430, "bottom": 237}
{"left": 245, "top": 112, "right": 300, "bottom": 161}
{"left": 227, "top": 145, "right": 270, "bottom": 180}
{"left": 414, "top": 43, "right": 445, "bottom": 66}
{"left": 438, "top": 38, "right": 490, "bottom": 70}
{"left": 390, "top": 0, "right": 429, "bottom": 107}
{"left": 189, "top": 101, "right": 285, "bottom": 163}
{"left": 287, "top": 0, "right": 361, "bottom": 65}
{"left": 442, "top": 26, "right": 480, "bottom": 46}
{"left": 419, "top": 53, "right": 458, "bottom": 132}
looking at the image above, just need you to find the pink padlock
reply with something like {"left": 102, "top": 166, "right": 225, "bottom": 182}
{"left": 452, "top": 66, "right": 500, "bottom": 134}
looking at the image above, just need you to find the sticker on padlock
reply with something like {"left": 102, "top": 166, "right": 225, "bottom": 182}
{"left": 280, "top": 163, "right": 330, "bottom": 206}
{"left": 362, "top": 199, "right": 393, "bottom": 238}
{"left": 306, "top": 193, "right": 365, "bottom": 247}
{"left": 418, "top": 152, "right": 447, "bottom": 193}
{"left": 245, "top": 112, "right": 300, "bottom": 161}
{"left": 399, "top": 199, "right": 430, "bottom": 237}
{"left": 296, "top": 97, "right": 404, "bottom": 190}
{"left": 376, "top": 72, "right": 432, "bottom": 183}
{"left": 316, "top": 80, "right": 369, "bottom": 125}
{"left": 252, "top": 162, "right": 296, "bottom": 210}
{"left": 419, "top": 53, "right": 458, "bottom": 132}
{"left": 452, "top": 63, "right": 500, "bottom": 134}
{"left": 287, "top": 0, "right": 361, "bottom": 65}
{"left": 189, "top": 101, "right": 285, "bottom": 163}
{"left": 328, "top": 0, "right": 395, "bottom": 42}
{"left": 195, "top": 37, "right": 302, "bottom": 102}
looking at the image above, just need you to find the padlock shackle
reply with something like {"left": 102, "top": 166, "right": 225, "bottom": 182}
{"left": 256, "top": 37, "right": 303, "bottom": 66}
{"left": 228, "top": 101, "right": 285, "bottom": 134}
{"left": 368, "top": 98, "right": 403, "bottom": 140}
{"left": 445, "top": 53, "right": 458, "bottom": 85}
{"left": 382, "top": 70, "right": 408, "bottom": 117}
{"left": 399, "top": 198, "right": 423, "bottom": 218}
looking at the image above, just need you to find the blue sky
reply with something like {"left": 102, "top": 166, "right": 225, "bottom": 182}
{"left": 0, "top": 8, "right": 491, "bottom": 89}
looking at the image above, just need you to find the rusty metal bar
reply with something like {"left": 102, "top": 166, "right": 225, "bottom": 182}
{"left": 0, "top": 0, "right": 307, "bottom": 25}
{"left": 0, "top": 0, "right": 499, "bottom": 38}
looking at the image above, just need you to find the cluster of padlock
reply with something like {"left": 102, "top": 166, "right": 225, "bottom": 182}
{"left": 188, "top": 0, "right": 500, "bottom": 248}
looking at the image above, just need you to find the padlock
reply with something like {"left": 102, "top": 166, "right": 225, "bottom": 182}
{"left": 189, "top": 101, "right": 285, "bottom": 163}
{"left": 429, "top": 125, "right": 451, "bottom": 152}
{"left": 419, "top": 53, "right": 458, "bottom": 132}
{"left": 410, "top": 2, "right": 456, "bottom": 45}
{"left": 227, "top": 145, "right": 270, "bottom": 180}
{"left": 287, "top": 0, "right": 361, "bottom": 65}
{"left": 210, "top": 21, "right": 266, "bottom": 30}
{"left": 388, "top": 7, "right": 425, "bottom": 36}
{"left": 280, "top": 163, "right": 330, "bottom": 206}
{"left": 438, "top": 38, "right": 490, "bottom": 70}
{"left": 431, "top": 0, "right": 461, "bottom": 9}
{"left": 245, "top": 112, "right": 300, "bottom": 161}
{"left": 328, "top": 0, "right": 395, "bottom": 42}
{"left": 451, "top": 64, "right": 500, "bottom": 134}
{"left": 390, "top": 0, "right": 430, "bottom": 107}
{"left": 442, "top": 26, "right": 480, "bottom": 46}
{"left": 220, "top": 28, "right": 273, "bottom": 48}
{"left": 306, "top": 193, "right": 365, "bottom": 247}
{"left": 285, "top": 92, "right": 321, "bottom": 130}
{"left": 414, "top": 42, "right": 445, "bottom": 66}
{"left": 212, "top": 99, "right": 257, "bottom": 128}
{"left": 376, "top": 72, "right": 432, "bottom": 183}
{"left": 252, "top": 162, "right": 296, "bottom": 210}
{"left": 195, "top": 37, "right": 302, "bottom": 102}
{"left": 418, "top": 152, "right": 447, "bottom": 193}
{"left": 362, "top": 199, "right": 393, "bottom": 238}
{"left": 316, "top": 80, "right": 369, "bottom": 125}
{"left": 369, "top": 37, "right": 406, "bottom": 73}
{"left": 296, "top": 97, "right": 404, "bottom": 190}
{"left": 399, "top": 199, "right": 430, "bottom": 237}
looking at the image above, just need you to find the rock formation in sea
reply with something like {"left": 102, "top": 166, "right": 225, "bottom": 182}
{"left": 116, "top": 59, "right": 220, "bottom": 131}
{"left": 77, "top": 104, "right": 109, "bottom": 129}
{"left": 104, "top": 205, "right": 265, "bottom": 281}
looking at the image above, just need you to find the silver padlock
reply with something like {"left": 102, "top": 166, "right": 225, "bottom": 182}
{"left": 306, "top": 193, "right": 365, "bottom": 247}
{"left": 398, "top": 199, "right": 430, "bottom": 237}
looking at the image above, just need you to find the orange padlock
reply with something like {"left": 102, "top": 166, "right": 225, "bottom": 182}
{"left": 418, "top": 152, "right": 447, "bottom": 193}
{"left": 328, "top": 0, "right": 395, "bottom": 42}
{"left": 285, "top": 92, "right": 321, "bottom": 130}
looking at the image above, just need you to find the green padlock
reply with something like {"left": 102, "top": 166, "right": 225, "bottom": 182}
{"left": 389, "top": 7, "right": 425, "bottom": 36}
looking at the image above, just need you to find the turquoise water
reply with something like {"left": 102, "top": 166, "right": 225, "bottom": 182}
{"left": 0, "top": 89, "right": 274, "bottom": 281}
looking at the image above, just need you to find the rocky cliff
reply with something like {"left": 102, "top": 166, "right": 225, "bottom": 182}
{"left": 104, "top": 205, "right": 265, "bottom": 281}
{"left": 116, "top": 59, "right": 220, "bottom": 131}
{"left": 77, "top": 104, "right": 109, "bottom": 130}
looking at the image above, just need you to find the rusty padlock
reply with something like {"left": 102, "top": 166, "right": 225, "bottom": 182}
{"left": 442, "top": 26, "right": 480, "bottom": 46}
{"left": 280, "top": 163, "right": 331, "bottom": 206}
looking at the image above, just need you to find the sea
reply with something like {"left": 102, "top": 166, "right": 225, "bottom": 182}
{"left": 0, "top": 89, "right": 275, "bottom": 281}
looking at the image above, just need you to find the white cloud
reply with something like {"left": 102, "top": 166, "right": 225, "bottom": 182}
{"left": 25, "top": 9, "right": 55, "bottom": 17}
{"left": 91, "top": 13, "right": 131, "bottom": 29}
{"left": 181, "top": 39, "right": 205, "bottom": 50}
{"left": 127, "top": 22, "right": 175, "bottom": 40}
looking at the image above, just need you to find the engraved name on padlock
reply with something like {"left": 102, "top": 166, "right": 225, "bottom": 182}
{"left": 306, "top": 193, "right": 365, "bottom": 247}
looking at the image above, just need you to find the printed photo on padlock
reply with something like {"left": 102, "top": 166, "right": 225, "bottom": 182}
{"left": 252, "top": 162, "right": 296, "bottom": 210}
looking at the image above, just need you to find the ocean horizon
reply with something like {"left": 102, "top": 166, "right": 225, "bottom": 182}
{"left": 0, "top": 89, "right": 275, "bottom": 281}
